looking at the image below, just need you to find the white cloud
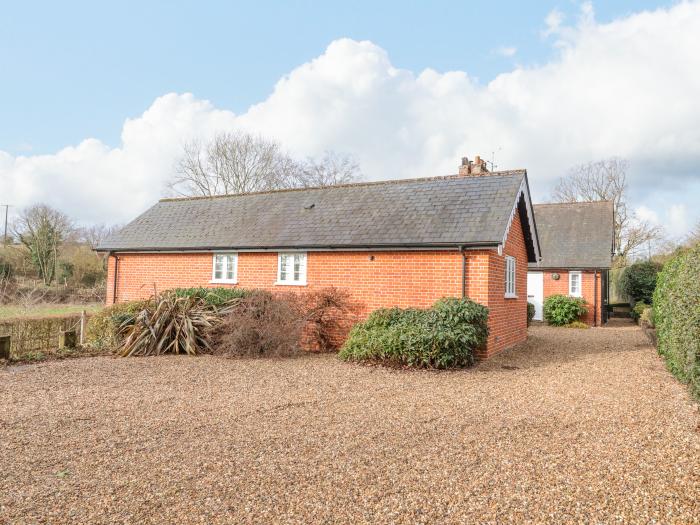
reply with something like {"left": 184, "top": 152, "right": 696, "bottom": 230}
{"left": 495, "top": 46, "right": 517, "bottom": 57}
{"left": 542, "top": 8, "right": 565, "bottom": 37}
{"left": 1, "top": 1, "right": 700, "bottom": 237}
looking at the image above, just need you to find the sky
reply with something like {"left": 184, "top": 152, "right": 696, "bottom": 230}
{"left": 1, "top": 0, "right": 699, "bottom": 240}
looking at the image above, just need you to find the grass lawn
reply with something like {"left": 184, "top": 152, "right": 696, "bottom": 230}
{"left": 0, "top": 303, "right": 102, "bottom": 319}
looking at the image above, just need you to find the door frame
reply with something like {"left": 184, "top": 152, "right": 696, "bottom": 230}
{"left": 527, "top": 271, "right": 544, "bottom": 321}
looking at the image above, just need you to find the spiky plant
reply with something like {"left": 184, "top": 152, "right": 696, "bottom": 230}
{"left": 117, "top": 291, "right": 229, "bottom": 357}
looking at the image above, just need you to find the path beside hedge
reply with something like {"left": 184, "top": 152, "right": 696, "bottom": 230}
{"left": 1, "top": 323, "right": 699, "bottom": 523}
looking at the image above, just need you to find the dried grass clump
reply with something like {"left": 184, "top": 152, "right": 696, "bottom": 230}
{"left": 211, "top": 290, "right": 305, "bottom": 358}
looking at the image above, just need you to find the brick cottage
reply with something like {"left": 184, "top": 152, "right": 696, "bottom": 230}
{"left": 527, "top": 201, "right": 615, "bottom": 326}
{"left": 98, "top": 157, "right": 542, "bottom": 358}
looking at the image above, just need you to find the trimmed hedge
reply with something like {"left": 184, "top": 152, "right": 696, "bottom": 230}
{"left": 339, "top": 297, "right": 489, "bottom": 368}
{"left": 653, "top": 244, "right": 700, "bottom": 399}
{"left": 84, "top": 300, "right": 148, "bottom": 349}
{"left": 543, "top": 295, "right": 587, "bottom": 326}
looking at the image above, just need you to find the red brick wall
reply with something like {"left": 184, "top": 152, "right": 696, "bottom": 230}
{"left": 480, "top": 212, "right": 529, "bottom": 358}
{"left": 541, "top": 269, "right": 603, "bottom": 326}
{"left": 105, "top": 214, "right": 530, "bottom": 357}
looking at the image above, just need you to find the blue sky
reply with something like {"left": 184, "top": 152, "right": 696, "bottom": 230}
{"left": 1, "top": 0, "right": 698, "bottom": 243}
{"left": 1, "top": 0, "right": 665, "bottom": 154}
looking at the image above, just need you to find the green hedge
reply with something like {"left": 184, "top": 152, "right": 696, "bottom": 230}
{"left": 543, "top": 295, "right": 587, "bottom": 326}
{"left": 84, "top": 300, "right": 148, "bottom": 349}
{"left": 653, "top": 244, "right": 700, "bottom": 399}
{"left": 620, "top": 261, "right": 661, "bottom": 304}
{"left": 172, "top": 287, "right": 252, "bottom": 306}
{"left": 339, "top": 297, "right": 489, "bottom": 368}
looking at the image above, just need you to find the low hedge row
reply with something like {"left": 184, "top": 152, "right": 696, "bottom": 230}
{"left": 653, "top": 244, "right": 700, "bottom": 399}
{"left": 339, "top": 297, "right": 489, "bottom": 369}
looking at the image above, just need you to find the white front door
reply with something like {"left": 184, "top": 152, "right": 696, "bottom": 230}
{"left": 527, "top": 272, "right": 544, "bottom": 321}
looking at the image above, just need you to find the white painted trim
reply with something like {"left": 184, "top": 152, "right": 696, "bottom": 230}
{"left": 277, "top": 252, "right": 307, "bottom": 285}
{"left": 211, "top": 252, "right": 238, "bottom": 283}
{"left": 501, "top": 175, "right": 541, "bottom": 263}
{"left": 568, "top": 270, "right": 583, "bottom": 297}
{"left": 504, "top": 255, "right": 517, "bottom": 298}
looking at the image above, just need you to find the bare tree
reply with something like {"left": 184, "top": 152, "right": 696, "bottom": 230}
{"left": 686, "top": 220, "right": 700, "bottom": 247}
{"left": 79, "top": 223, "right": 122, "bottom": 251}
{"left": 12, "top": 204, "right": 72, "bottom": 286}
{"left": 167, "top": 131, "right": 361, "bottom": 197}
{"left": 551, "top": 158, "right": 662, "bottom": 264}
{"left": 301, "top": 151, "right": 360, "bottom": 187}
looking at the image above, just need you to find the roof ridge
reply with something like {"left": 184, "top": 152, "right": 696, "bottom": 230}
{"left": 535, "top": 200, "right": 613, "bottom": 207}
{"left": 159, "top": 170, "right": 528, "bottom": 203}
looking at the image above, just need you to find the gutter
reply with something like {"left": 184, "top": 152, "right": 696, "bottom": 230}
{"left": 111, "top": 252, "right": 119, "bottom": 305}
{"left": 593, "top": 270, "right": 598, "bottom": 326}
{"left": 97, "top": 241, "right": 502, "bottom": 254}
{"left": 460, "top": 245, "right": 467, "bottom": 298}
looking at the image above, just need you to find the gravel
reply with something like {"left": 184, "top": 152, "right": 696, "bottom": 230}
{"left": 1, "top": 322, "right": 699, "bottom": 524}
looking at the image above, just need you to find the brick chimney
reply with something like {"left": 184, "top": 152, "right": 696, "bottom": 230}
{"left": 458, "top": 155, "right": 489, "bottom": 176}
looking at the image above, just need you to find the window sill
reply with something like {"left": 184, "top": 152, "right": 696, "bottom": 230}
{"left": 275, "top": 281, "right": 307, "bottom": 287}
{"left": 209, "top": 280, "right": 238, "bottom": 285}
{"left": 504, "top": 294, "right": 518, "bottom": 299}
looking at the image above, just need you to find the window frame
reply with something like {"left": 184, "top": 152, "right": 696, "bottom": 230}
{"left": 504, "top": 255, "right": 517, "bottom": 298}
{"left": 276, "top": 252, "right": 308, "bottom": 286}
{"left": 568, "top": 270, "right": 582, "bottom": 298}
{"left": 210, "top": 252, "right": 238, "bottom": 284}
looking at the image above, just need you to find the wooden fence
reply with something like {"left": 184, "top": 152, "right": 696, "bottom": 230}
{"left": 0, "top": 311, "right": 89, "bottom": 360}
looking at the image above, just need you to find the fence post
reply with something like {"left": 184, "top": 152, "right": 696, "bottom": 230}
{"left": 80, "top": 310, "right": 86, "bottom": 346}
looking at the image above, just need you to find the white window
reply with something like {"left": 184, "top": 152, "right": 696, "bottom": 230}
{"left": 211, "top": 253, "right": 238, "bottom": 283}
{"left": 569, "top": 271, "right": 582, "bottom": 297}
{"left": 504, "top": 256, "right": 516, "bottom": 298}
{"left": 277, "top": 252, "right": 307, "bottom": 285}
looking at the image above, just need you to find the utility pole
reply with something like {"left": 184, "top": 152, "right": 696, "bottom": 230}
{"left": 1, "top": 204, "right": 10, "bottom": 245}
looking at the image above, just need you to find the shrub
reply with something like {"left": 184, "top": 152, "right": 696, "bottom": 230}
{"left": 619, "top": 261, "right": 661, "bottom": 304}
{"left": 527, "top": 302, "right": 535, "bottom": 326}
{"left": 118, "top": 291, "right": 223, "bottom": 357}
{"left": 653, "top": 244, "right": 700, "bottom": 398}
{"left": 211, "top": 290, "right": 304, "bottom": 358}
{"left": 631, "top": 301, "right": 650, "bottom": 322}
{"left": 84, "top": 300, "right": 148, "bottom": 349}
{"left": 543, "top": 295, "right": 587, "bottom": 326}
{"left": 303, "top": 287, "right": 357, "bottom": 352}
{"left": 339, "top": 297, "right": 489, "bottom": 369}
{"left": 172, "top": 287, "right": 252, "bottom": 307}
{"left": 640, "top": 307, "right": 654, "bottom": 328}
{"left": 563, "top": 321, "right": 589, "bottom": 329}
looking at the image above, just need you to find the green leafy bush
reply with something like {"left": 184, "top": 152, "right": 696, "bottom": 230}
{"left": 640, "top": 307, "right": 654, "bottom": 328}
{"left": 172, "top": 287, "right": 252, "bottom": 307}
{"left": 653, "top": 244, "right": 700, "bottom": 399}
{"left": 84, "top": 300, "right": 148, "bottom": 349}
{"left": 527, "top": 302, "right": 535, "bottom": 326}
{"left": 339, "top": 297, "right": 489, "bottom": 369}
{"left": 631, "top": 301, "right": 650, "bottom": 322}
{"left": 543, "top": 295, "right": 587, "bottom": 326}
{"left": 620, "top": 261, "right": 661, "bottom": 304}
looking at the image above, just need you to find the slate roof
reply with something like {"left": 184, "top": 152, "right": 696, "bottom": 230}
{"left": 99, "top": 171, "right": 538, "bottom": 259}
{"left": 529, "top": 201, "right": 614, "bottom": 269}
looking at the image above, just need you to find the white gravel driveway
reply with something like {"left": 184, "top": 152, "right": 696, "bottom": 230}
{"left": 1, "top": 322, "right": 698, "bottom": 524}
